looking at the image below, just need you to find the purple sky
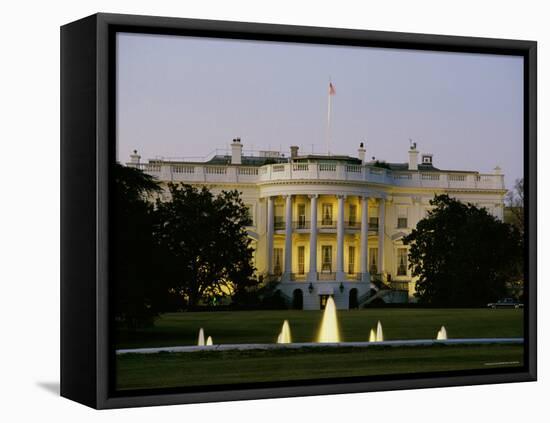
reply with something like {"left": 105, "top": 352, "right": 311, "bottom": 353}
{"left": 116, "top": 32, "right": 524, "bottom": 189}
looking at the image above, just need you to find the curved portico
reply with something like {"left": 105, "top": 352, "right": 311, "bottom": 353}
{"left": 262, "top": 184, "right": 386, "bottom": 310}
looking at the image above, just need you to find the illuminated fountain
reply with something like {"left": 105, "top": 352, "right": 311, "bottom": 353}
{"left": 197, "top": 328, "right": 205, "bottom": 346}
{"left": 436, "top": 326, "right": 448, "bottom": 340}
{"left": 277, "top": 320, "right": 292, "bottom": 344}
{"left": 206, "top": 336, "right": 213, "bottom": 346}
{"left": 368, "top": 328, "right": 376, "bottom": 342}
{"left": 317, "top": 296, "right": 341, "bottom": 343}
{"left": 376, "top": 321, "right": 384, "bottom": 342}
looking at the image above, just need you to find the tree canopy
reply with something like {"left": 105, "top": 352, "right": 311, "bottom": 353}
{"left": 505, "top": 178, "right": 524, "bottom": 235}
{"left": 153, "top": 184, "right": 257, "bottom": 309}
{"left": 403, "top": 194, "right": 523, "bottom": 306}
{"left": 113, "top": 163, "right": 168, "bottom": 328}
{"left": 113, "top": 164, "right": 260, "bottom": 326}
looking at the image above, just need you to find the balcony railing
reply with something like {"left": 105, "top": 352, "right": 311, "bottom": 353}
{"left": 131, "top": 161, "right": 505, "bottom": 191}
{"left": 319, "top": 219, "right": 336, "bottom": 229}
{"left": 368, "top": 223, "right": 379, "bottom": 232}
{"left": 391, "top": 281, "right": 409, "bottom": 291}
{"left": 293, "top": 220, "right": 311, "bottom": 230}
{"left": 317, "top": 272, "right": 336, "bottom": 281}
{"left": 274, "top": 218, "right": 285, "bottom": 230}
{"left": 345, "top": 220, "right": 360, "bottom": 230}
{"left": 290, "top": 273, "right": 307, "bottom": 281}
{"left": 270, "top": 271, "right": 370, "bottom": 282}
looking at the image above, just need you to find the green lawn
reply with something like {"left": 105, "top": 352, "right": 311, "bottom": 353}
{"left": 116, "top": 308, "right": 524, "bottom": 349}
{"left": 115, "top": 308, "right": 524, "bottom": 391}
{"left": 116, "top": 344, "right": 524, "bottom": 390}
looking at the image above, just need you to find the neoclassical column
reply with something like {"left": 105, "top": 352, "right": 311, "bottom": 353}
{"left": 377, "top": 198, "right": 385, "bottom": 275}
{"left": 360, "top": 196, "right": 369, "bottom": 281}
{"left": 266, "top": 196, "right": 274, "bottom": 275}
{"left": 336, "top": 195, "right": 345, "bottom": 279}
{"left": 284, "top": 194, "right": 293, "bottom": 278}
{"left": 308, "top": 194, "right": 318, "bottom": 280}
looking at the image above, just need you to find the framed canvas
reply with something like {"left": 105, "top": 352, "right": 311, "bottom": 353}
{"left": 60, "top": 13, "right": 537, "bottom": 409}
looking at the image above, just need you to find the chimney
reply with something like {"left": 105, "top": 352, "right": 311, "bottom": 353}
{"left": 421, "top": 153, "right": 433, "bottom": 166}
{"left": 358, "top": 142, "right": 366, "bottom": 164}
{"left": 129, "top": 149, "right": 141, "bottom": 166}
{"left": 290, "top": 145, "right": 299, "bottom": 159}
{"left": 231, "top": 138, "right": 242, "bottom": 165}
{"left": 408, "top": 142, "right": 418, "bottom": 171}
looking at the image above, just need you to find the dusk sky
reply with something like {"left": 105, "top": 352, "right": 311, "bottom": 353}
{"left": 117, "top": 32, "right": 523, "bottom": 189}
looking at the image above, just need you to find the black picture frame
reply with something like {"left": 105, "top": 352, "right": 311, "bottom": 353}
{"left": 61, "top": 12, "right": 537, "bottom": 409}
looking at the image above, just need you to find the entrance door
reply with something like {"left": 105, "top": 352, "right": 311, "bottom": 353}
{"left": 349, "top": 288, "right": 358, "bottom": 309}
{"left": 320, "top": 294, "right": 329, "bottom": 310}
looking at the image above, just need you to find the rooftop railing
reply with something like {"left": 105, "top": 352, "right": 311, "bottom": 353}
{"left": 130, "top": 162, "right": 505, "bottom": 190}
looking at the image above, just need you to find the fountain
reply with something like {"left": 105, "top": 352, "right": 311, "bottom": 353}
{"left": 277, "top": 320, "right": 292, "bottom": 344}
{"left": 317, "top": 296, "right": 341, "bottom": 343}
{"left": 376, "top": 321, "right": 384, "bottom": 342}
{"left": 206, "top": 336, "right": 213, "bottom": 345}
{"left": 197, "top": 328, "right": 205, "bottom": 346}
{"left": 436, "top": 326, "right": 447, "bottom": 340}
{"left": 368, "top": 328, "right": 376, "bottom": 342}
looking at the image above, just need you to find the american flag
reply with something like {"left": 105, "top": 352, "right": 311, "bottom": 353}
{"left": 329, "top": 82, "right": 336, "bottom": 95}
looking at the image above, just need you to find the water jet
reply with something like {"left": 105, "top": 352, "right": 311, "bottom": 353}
{"left": 277, "top": 320, "right": 292, "bottom": 344}
{"left": 197, "top": 328, "right": 205, "bottom": 346}
{"left": 436, "top": 326, "right": 447, "bottom": 340}
{"left": 317, "top": 296, "right": 341, "bottom": 343}
{"left": 376, "top": 321, "right": 384, "bottom": 342}
{"left": 368, "top": 328, "right": 376, "bottom": 342}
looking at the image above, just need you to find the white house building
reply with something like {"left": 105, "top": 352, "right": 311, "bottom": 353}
{"left": 127, "top": 140, "right": 506, "bottom": 310}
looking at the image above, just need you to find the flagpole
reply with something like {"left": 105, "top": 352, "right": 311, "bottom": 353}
{"left": 327, "top": 87, "right": 331, "bottom": 155}
{"left": 327, "top": 80, "right": 334, "bottom": 155}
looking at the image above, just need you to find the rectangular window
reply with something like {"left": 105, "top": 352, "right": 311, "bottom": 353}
{"left": 348, "top": 245, "right": 355, "bottom": 274}
{"left": 369, "top": 217, "right": 379, "bottom": 230}
{"left": 321, "top": 245, "right": 332, "bottom": 272}
{"left": 321, "top": 203, "right": 333, "bottom": 225}
{"left": 297, "top": 203, "right": 306, "bottom": 229}
{"left": 297, "top": 246, "right": 305, "bottom": 275}
{"left": 245, "top": 204, "right": 254, "bottom": 226}
{"left": 397, "top": 217, "right": 408, "bottom": 228}
{"left": 369, "top": 247, "right": 378, "bottom": 274}
{"left": 397, "top": 248, "right": 408, "bottom": 276}
{"left": 349, "top": 204, "right": 357, "bottom": 227}
{"left": 274, "top": 204, "right": 284, "bottom": 230}
{"left": 273, "top": 248, "right": 283, "bottom": 275}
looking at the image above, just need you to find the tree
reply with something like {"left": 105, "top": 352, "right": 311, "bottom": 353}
{"left": 154, "top": 184, "right": 258, "bottom": 308}
{"left": 403, "top": 194, "right": 522, "bottom": 306}
{"left": 505, "top": 178, "right": 524, "bottom": 235}
{"left": 112, "top": 163, "right": 171, "bottom": 328}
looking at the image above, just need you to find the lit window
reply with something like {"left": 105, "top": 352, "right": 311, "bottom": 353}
{"left": 369, "top": 217, "right": 379, "bottom": 230}
{"left": 297, "top": 246, "right": 305, "bottom": 275}
{"left": 369, "top": 248, "right": 378, "bottom": 274}
{"left": 321, "top": 204, "right": 333, "bottom": 225}
{"left": 273, "top": 248, "right": 283, "bottom": 275}
{"left": 397, "top": 248, "right": 408, "bottom": 276}
{"left": 321, "top": 246, "right": 332, "bottom": 272}
{"left": 348, "top": 246, "right": 355, "bottom": 274}
{"left": 349, "top": 204, "right": 357, "bottom": 227}
{"left": 297, "top": 203, "right": 306, "bottom": 229}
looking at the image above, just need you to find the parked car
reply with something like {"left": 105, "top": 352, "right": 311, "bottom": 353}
{"left": 487, "top": 298, "right": 524, "bottom": 309}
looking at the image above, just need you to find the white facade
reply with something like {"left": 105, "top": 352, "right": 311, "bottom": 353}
{"left": 128, "top": 143, "right": 506, "bottom": 310}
